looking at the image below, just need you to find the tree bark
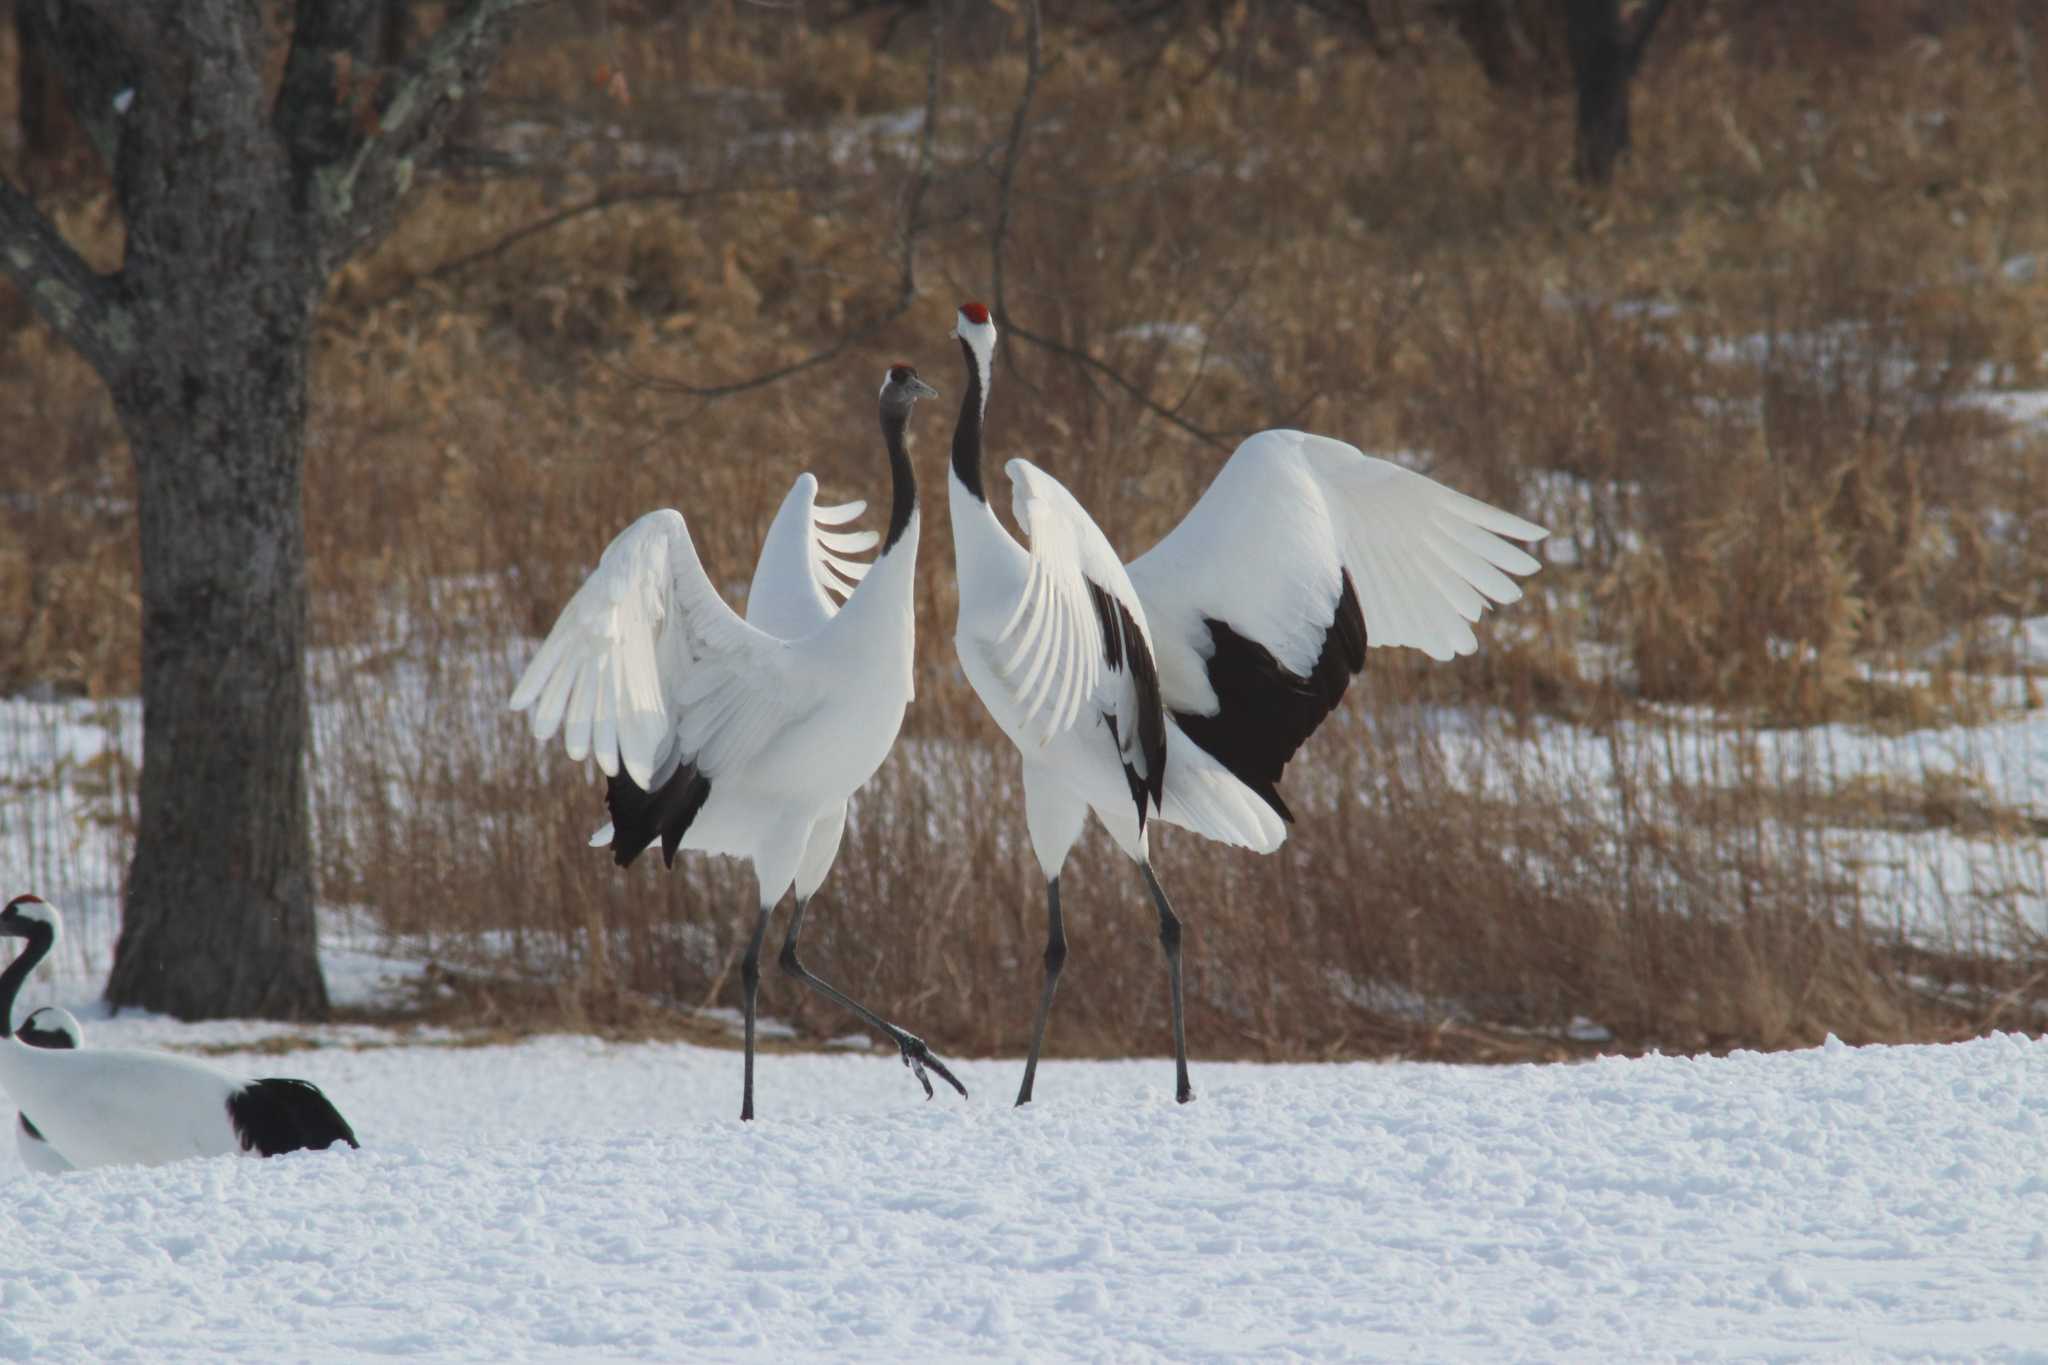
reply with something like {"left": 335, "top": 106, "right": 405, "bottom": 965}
{"left": 109, "top": 312, "right": 326, "bottom": 1017}
{"left": 3, "top": 0, "right": 538, "bottom": 1020}
{"left": 91, "top": 5, "right": 329, "bottom": 1018}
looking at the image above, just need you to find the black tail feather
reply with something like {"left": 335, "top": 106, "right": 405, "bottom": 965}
{"left": 227, "top": 1078, "right": 360, "bottom": 1157}
{"left": 605, "top": 763, "right": 713, "bottom": 869}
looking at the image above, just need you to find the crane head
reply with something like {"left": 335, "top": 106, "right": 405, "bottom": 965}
{"left": 0, "top": 893, "right": 58, "bottom": 940}
{"left": 880, "top": 363, "right": 941, "bottom": 410}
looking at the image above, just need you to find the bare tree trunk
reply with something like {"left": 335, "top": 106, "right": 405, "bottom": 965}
{"left": 1440, "top": 0, "right": 1675, "bottom": 187}
{"left": 111, "top": 368, "right": 325, "bottom": 1015}
{"left": 108, "top": 244, "right": 326, "bottom": 1017}
{"left": 91, "top": 8, "right": 329, "bottom": 1018}
{"left": 2, "top": 0, "right": 539, "bottom": 1020}
{"left": 1565, "top": 1, "right": 1628, "bottom": 184}
{"left": 1565, "top": 0, "right": 1674, "bottom": 186}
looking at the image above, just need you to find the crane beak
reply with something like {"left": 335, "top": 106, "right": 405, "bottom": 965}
{"left": 907, "top": 375, "right": 941, "bottom": 401}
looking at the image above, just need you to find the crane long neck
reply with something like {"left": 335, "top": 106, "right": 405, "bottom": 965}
{"left": 950, "top": 335, "right": 988, "bottom": 503}
{"left": 0, "top": 928, "right": 52, "bottom": 1037}
{"left": 879, "top": 402, "right": 918, "bottom": 554}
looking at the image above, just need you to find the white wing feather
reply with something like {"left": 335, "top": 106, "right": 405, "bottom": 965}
{"left": 743, "top": 473, "right": 878, "bottom": 640}
{"left": 509, "top": 509, "right": 796, "bottom": 789}
{"left": 1125, "top": 430, "right": 1546, "bottom": 713}
{"left": 997, "top": 459, "right": 1152, "bottom": 750}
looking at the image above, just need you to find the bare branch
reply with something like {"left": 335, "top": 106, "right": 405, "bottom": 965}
{"left": 305, "top": 0, "right": 550, "bottom": 271}
{"left": 1623, "top": 0, "right": 1677, "bottom": 73}
{"left": 604, "top": 301, "right": 918, "bottom": 403}
{"left": 275, "top": 1, "right": 392, "bottom": 186}
{"left": 0, "top": 178, "right": 135, "bottom": 377}
{"left": 1291, "top": 0, "right": 1395, "bottom": 57}
{"left": 367, "top": 180, "right": 837, "bottom": 309}
{"left": 615, "top": 4, "right": 946, "bottom": 404}
{"left": 1002, "top": 319, "right": 1238, "bottom": 451}
{"left": 986, "top": 0, "right": 1233, "bottom": 452}
{"left": 989, "top": 0, "right": 1043, "bottom": 325}
{"left": 901, "top": 0, "right": 944, "bottom": 287}
{"left": 14, "top": 1, "right": 152, "bottom": 179}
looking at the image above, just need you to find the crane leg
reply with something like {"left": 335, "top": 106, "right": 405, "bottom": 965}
{"left": 739, "top": 903, "right": 773, "bottom": 1122}
{"left": 778, "top": 897, "right": 967, "bottom": 1103}
{"left": 1139, "top": 861, "right": 1195, "bottom": 1104}
{"left": 1015, "top": 876, "right": 1067, "bottom": 1107}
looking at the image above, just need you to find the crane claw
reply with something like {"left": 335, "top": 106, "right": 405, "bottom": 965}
{"left": 895, "top": 1031, "right": 967, "bottom": 1102}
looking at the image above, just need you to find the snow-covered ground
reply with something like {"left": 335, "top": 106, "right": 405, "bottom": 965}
{"left": 3, "top": 1013, "right": 2045, "bottom": 1362}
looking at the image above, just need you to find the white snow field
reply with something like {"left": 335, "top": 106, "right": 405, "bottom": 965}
{"left": 3, "top": 1020, "right": 2046, "bottom": 1363}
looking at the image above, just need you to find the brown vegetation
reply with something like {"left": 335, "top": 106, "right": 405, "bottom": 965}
{"left": 3, "top": 2, "right": 2045, "bottom": 1061}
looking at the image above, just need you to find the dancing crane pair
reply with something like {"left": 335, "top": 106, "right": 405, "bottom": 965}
{"left": 511, "top": 301, "right": 1549, "bottom": 1120}
{"left": 0, "top": 302, "right": 1544, "bottom": 1163}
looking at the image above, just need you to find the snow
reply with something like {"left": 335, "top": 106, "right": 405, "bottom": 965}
{"left": 1961, "top": 388, "right": 2048, "bottom": 434}
{"left": 4, "top": 1023, "right": 2046, "bottom": 1361}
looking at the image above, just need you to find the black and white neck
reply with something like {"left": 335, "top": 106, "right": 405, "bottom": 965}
{"left": 17, "top": 1006, "right": 81, "bottom": 1051}
{"left": 0, "top": 894, "right": 59, "bottom": 1037}
{"left": 877, "top": 363, "right": 938, "bottom": 553}
{"left": 950, "top": 302, "right": 996, "bottom": 504}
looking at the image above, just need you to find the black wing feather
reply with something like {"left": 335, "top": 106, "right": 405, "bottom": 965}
{"left": 1087, "top": 581, "right": 1167, "bottom": 832}
{"left": 1172, "top": 570, "right": 1367, "bottom": 822}
{"left": 604, "top": 762, "right": 713, "bottom": 869}
{"left": 14, "top": 1013, "right": 76, "bottom": 1154}
{"left": 227, "top": 1078, "right": 360, "bottom": 1157}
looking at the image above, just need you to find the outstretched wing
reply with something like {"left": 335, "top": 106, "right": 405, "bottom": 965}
{"left": 744, "top": 472, "right": 878, "bottom": 639}
{"left": 996, "top": 458, "right": 1165, "bottom": 823}
{"left": 1125, "top": 429, "right": 1546, "bottom": 818}
{"left": 509, "top": 509, "right": 798, "bottom": 791}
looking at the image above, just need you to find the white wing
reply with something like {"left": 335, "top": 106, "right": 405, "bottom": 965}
{"left": 744, "top": 472, "right": 877, "bottom": 640}
{"left": 1126, "top": 429, "right": 1547, "bottom": 714}
{"left": 508, "top": 509, "right": 799, "bottom": 790}
{"left": 996, "top": 461, "right": 1162, "bottom": 804}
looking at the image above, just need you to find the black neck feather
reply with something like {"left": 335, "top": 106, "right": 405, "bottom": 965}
{"left": 880, "top": 402, "right": 919, "bottom": 553}
{"left": 0, "top": 926, "right": 53, "bottom": 1037}
{"left": 950, "top": 336, "right": 987, "bottom": 503}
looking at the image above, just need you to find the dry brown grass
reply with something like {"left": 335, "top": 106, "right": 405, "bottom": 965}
{"left": 3, "top": 3, "right": 2045, "bottom": 1060}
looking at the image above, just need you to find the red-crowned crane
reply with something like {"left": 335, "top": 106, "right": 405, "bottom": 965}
{"left": 943, "top": 303, "right": 1548, "bottom": 1105}
{"left": 509, "top": 365, "right": 966, "bottom": 1121}
{"left": 0, "top": 895, "right": 359, "bottom": 1168}
{"left": 13, "top": 1004, "right": 81, "bottom": 1174}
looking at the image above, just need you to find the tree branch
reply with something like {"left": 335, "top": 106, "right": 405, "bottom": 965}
{"left": 301, "top": 0, "right": 549, "bottom": 272}
{"left": 988, "top": 0, "right": 1233, "bottom": 452}
{"left": 275, "top": 0, "right": 391, "bottom": 191}
{"left": 0, "top": 178, "right": 135, "bottom": 377}
{"left": 14, "top": 1, "right": 152, "bottom": 182}
{"left": 613, "top": 3, "right": 946, "bottom": 403}
{"left": 367, "top": 181, "right": 837, "bottom": 310}
{"left": 1002, "top": 319, "right": 1238, "bottom": 451}
{"left": 989, "top": 0, "right": 1042, "bottom": 322}
{"left": 1622, "top": 0, "right": 1676, "bottom": 74}
{"left": 1291, "top": 0, "right": 1395, "bottom": 58}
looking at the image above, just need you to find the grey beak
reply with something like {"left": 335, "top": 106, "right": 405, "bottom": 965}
{"left": 907, "top": 376, "right": 941, "bottom": 401}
